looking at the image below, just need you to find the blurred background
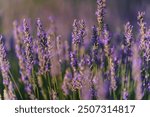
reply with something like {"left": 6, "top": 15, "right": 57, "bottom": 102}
{"left": 0, "top": 0, "right": 150, "bottom": 49}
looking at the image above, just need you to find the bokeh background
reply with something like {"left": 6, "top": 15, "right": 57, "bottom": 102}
{"left": 0, "top": 0, "right": 150, "bottom": 49}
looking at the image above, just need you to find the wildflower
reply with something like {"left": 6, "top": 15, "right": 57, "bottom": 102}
{"left": 72, "top": 72, "right": 82, "bottom": 91}
{"left": 91, "top": 26, "right": 101, "bottom": 65}
{"left": 143, "top": 37, "right": 150, "bottom": 62}
{"left": 36, "top": 18, "right": 49, "bottom": 74}
{"left": 72, "top": 19, "right": 79, "bottom": 48}
{"left": 96, "top": 0, "right": 106, "bottom": 36}
{"left": 103, "top": 24, "right": 110, "bottom": 57}
{"left": 137, "top": 11, "right": 146, "bottom": 50}
{"left": 80, "top": 67, "right": 94, "bottom": 100}
{"left": 109, "top": 49, "right": 117, "bottom": 91}
{"left": 124, "top": 22, "right": 133, "bottom": 48}
{"left": 23, "top": 19, "right": 34, "bottom": 77}
{"left": 72, "top": 19, "right": 86, "bottom": 51}
{"left": 91, "top": 26, "right": 99, "bottom": 46}
{"left": 0, "top": 35, "right": 16, "bottom": 99}
{"left": 13, "top": 21, "right": 26, "bottom": 74}
{"left": 132, "top": 44, "right": 143, "bottom": 99}
{"left": 70, "top": 51, "right": 78, "bottom": 72}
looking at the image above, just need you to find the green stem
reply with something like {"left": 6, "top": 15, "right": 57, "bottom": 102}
{"left": 9, "top": 71, "right": 23, "bottom": 99}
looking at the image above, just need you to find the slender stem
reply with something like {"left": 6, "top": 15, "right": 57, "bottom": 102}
{"left": 9, "top": 71, "right": 23, "bottom": 99}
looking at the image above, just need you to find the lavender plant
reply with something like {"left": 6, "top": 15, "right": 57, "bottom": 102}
{"left": 0, "top": 0, "right": 149, "bottom": 100}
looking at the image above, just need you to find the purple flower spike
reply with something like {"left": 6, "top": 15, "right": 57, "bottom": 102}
{"left": 70, "top": 51, "right": 78, "bottom": 72}
{"left": 96, "top": 0, "right": 106, "bottom": 35}
{"left": 36, "top": 18, "right": 49, "bottom": 74}
{"left": 23, "top": 19, "right": 34, "bottom": 77}
{"left": 0, "top": 35, "right": 10, "bottom": 86}
{"left": 0, "top": 35, "right": 16, "bottom": 99}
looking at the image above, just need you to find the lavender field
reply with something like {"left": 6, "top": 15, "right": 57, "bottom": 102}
{"left": 0, "top": 0, "right": 149, "bottom": 100}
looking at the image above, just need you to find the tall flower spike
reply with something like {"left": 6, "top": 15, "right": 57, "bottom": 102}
{"left": 91, "top": 26, "right": 99, "bottom": 46}
{"left": 70, "top": 51, "right": 78, "bottom": 72}
{"left": 124, "top": 22, "right": 133, "bottom": 61}
{"left": 96, "top": 0, "right": 106, "bottom": 36}
{"left": 132, "top": 44, "right": 143, "bottom": 99}
{"left": 143, "top": 31, "right": 150, "bottom": 62}
{"left": 124, "top": 22, "right": 133, "bottom": 48}
{"left": 13, "top": 21, "right": 26, "bottom": 74}
{"left": 36, "top": 18, "right": 49, "bottom": 74}
{"left": 0, "top": 35, "right": 16, "bottom": 99}
{"left": 23, "top": 19, "right": 34, "bottom": 77}
{"left": 109, "top": 49, "right": 117, "bottom": 91}
{"left": 78, "top": 19, "right": 86, "bottom": 45}
{"left": 103, "top": 24, "right": 110, "bottom": 57}
{"left": 91, "top": 26, "right": 101, "bottom": 65}
{"left": 72, "top": 19, "right": 80, "bottom": 50}
{"left": 21, "top": 19, "right": 36, "bottom": 99}
{"left": 137, "top": 12, "right": 146, "bottom": 50}
{"left": 0, "top": 36, "right": 10, "bottom": 86}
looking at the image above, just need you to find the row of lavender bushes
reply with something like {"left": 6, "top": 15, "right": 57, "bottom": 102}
{"left": 0, "top": 0, "right": 149, "bottom": 100}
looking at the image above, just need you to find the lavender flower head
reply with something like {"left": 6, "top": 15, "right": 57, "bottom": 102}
{"left": 124, "top": 22, "right": 133, "bottom": 48}
{"left": 109, "top": 49, "right": 117, "bottom": 91}
{"left": 103, "top": 24, "right": 110, "bottom": 56}
{"left": 72, "top": 19, "right": 79, "bottom": 47}
{"left": 137, "top": 12, "right": 147, "bottom": 50}
{"left": 96, "top": 0, "right": 106, "bottom": 35}
{"left": 72, "top": 19, "right": 86, "bottom": 50}
{"left": 23, "top": 19, "right": 34, "bottom": 77}
{"left": 13, "top": 21, "right": 26, "bottom": 75}
{"left": 70, "top": 51, "right": 78, "bottom": 72}
{"left": 0, "top": 35, "right": 10, "bottom": 86}
{"left": 0, "top": 35, "right": 16, "bottom": 99}
{"left": 72, "top": 72, "right": 82, "bottom": 91}
{"left": 36, "top": 18, "right": 49, "bottom": 74}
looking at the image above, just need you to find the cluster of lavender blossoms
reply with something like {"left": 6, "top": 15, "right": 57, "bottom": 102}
{"left": 0, "top": 0, "right": 149, "bottom": 100}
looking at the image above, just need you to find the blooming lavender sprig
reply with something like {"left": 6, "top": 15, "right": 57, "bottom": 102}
{"left": 109, "top": 49, "right": 117, "bottom": 91}
{"left": 23, "top": 19, "right": 34, "bottom": 77}
{"left": 71, "top": 71, "right": 82, "bottom": 91}
{"left": 142, "top": 33, "right": 150, "bottom": 93}
{"left": 36, "top": 18, "right": 49, "bottom": 74}
{"left": 13, "top": 20, "right": 36, "bottom": 99}
{"left": 96, "top": 0, "right": 106, "bottom": 36}
{"left": 91, "top": 26, "right": 99, "bottom": 46}
{"left": 78, "top": 20, "right": 86, "bottom": 44}
{"left": 137, "top": 12, "right": 150, "bottom": 96}
{"left": 72, "top": 19, "right": 86, "bottom": 51}
{"left": 123, "top": 22, "right": 133, "bottom": 61}
{"left": 72, "top": 19, "right": 79, "bottom": 48}
{"left": 132, "top": 44, "right": 143, "bottom": 99}
{"left": 124, "top": 22, "right": 133, "bottom": 48}
{"left": 103, "top": 24, "right": 110, "bottom": 57}
{"left": 0, "top": 35, "right": 16, "bottom": 99}
{"left": 13, "top": 21, "right": 26, "bottom": 74}
{"left": 137, "top": 12, "right": 147, "bottom": 51}
{"left": 143, "top": 36, "right": 150, "bottom": 62}
{"left": 0, "top": 37, "right": 10, "bottom": 86}
{"left": 70, "top": 51, "right": 78, "bottom": 72}
{"left": 91, "top": 26, "right": 102, "bottom": 65}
